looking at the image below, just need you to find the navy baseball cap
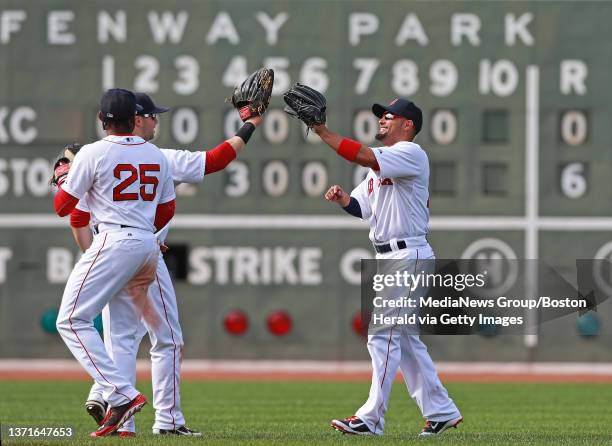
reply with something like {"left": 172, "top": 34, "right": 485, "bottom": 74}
{"left": 134, "top": 92, "right": 170, "bottom": 115}
{"left": 100, "top": 88, "right": 142, "bottom": 120}
{"left": 372, "top": 98, "right": 423, "bottom": 134}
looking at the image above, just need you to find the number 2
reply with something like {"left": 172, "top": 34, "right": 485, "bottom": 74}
{"left": 113, "top": 164, "right": 160, "bottom": 201}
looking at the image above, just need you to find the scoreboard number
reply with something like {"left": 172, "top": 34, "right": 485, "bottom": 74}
{"left": 173, "top": 55, "right": 200, "bottom": 96}
{"left": 391, "top": 59, "right": 419, "bottom": 96}
{"left": 222, "top": 161, "right": 331, "bottom": 198}
{"left": 224, "top": 161, "right": 250, "bottom": 198}
{"left": 560, "top": 110, "right": 588, "bottom": 146}
{"left": 262, "top": 110, "right": 290, "bottom": 144}
{"left": 262, "top": 160, "right": 289, "bottom": 197}
{"left": 301, "top": 161, "right": 328, "bottom": 197}
{"left": 134, "top": 55, "right": 160, "bottom": 93}
{"left": 353, "top": 110, "right": 378, "bottom": 143}
{"left": 171, "top": 108, "right": 199, "bottom": 145}
{"left": 560, "top": 162, "right": 588, "bottom": 199}
{"left": 353, "top": 58, "right": 379, "bottom": 95}
{"left": 299, "top": 57, "right": 329, "bottom": 92}
{"left": 103, "top": 54, "right": 200, "bottom": 95}
{"left": 429, "top": 60, "right": 458, "bottom": 97}
{"left": 430, "top": 110, "right": 457, "bottom": 145}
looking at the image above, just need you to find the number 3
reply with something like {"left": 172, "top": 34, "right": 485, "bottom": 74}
{"left": 113, "top": 164, "right": 160, "bottom": 201}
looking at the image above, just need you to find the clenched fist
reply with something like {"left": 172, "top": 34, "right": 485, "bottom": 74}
{"left": 325, "top": 185, "right": 350, "bottom": 207}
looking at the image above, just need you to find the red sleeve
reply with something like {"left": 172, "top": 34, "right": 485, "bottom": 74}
{"left": 70, "top": 208, "right": 91, "bottom": 228}
{"left": 154, "top": 199, "right": 175, "bottom": 231}
{"left": 54, "top": 188, "right": 79, "bottom": 217}
{"left": 204, "top": 141, "right": 236, "bottom": 175}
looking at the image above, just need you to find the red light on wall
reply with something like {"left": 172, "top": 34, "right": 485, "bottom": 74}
{"left": 267, "top": 310, "right": 292, "bottom": 336}
{"left": 352, "top": 311, "right": 367, "bottom": 337}
{"left": 224, "top": 310, "right": 248, "bottom": 335}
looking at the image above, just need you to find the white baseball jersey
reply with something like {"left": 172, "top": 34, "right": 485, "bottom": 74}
{"left": 351, "top": 141, "right": 430, "bottom": 244}
{"left": 76, "top": 148, "right": 206, "bottom": 242}
{"left": 63, "top": 135, "right": 175, "bottom": 232}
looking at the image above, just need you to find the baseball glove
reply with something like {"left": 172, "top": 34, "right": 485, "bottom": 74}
{"left": 50, "top": 142, "right": 81, "bottom": 187}
{"left": 283, "top": 83, "right": 327, "bottom": 128}
{"left": 230, "top": 67, "right": 275, "bottom": 121}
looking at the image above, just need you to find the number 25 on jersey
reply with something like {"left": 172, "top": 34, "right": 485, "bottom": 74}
{"left": 113, "top": 164, "right": 160, "bottom": 201}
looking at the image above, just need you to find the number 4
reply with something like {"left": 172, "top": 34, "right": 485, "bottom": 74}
{"left": 113, "top": 164, "right": 160, "bottom": 201}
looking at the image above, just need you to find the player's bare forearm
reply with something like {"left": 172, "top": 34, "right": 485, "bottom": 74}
{"left": 227, "top": 116, "right": 263, "bottom": 155}
{"left": 313, "top": 124, "right": 378, "bottom": 169}
{"left": 71, "top": 226, "right": 93, "bottom": 252}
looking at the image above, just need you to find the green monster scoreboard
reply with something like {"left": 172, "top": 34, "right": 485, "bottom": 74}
{"left": 1, "top": 1, "right": 611, "bottom": 361}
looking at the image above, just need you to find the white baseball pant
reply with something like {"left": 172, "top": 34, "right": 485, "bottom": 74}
{"left": 56, "top": 228, "right": 159, "bottom": 407}
{"left": 355, "top": 244, "right": 461, "bottom": 434}
{"left": 87, "top": 252, "right": 185, "bottom": 432}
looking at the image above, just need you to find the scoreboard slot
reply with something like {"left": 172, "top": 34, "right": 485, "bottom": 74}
{"left": 482, "top": 163, "right": 508, "bottom": 196}
{"left": 482, "top": 110, "right": 509, "bottom": 144}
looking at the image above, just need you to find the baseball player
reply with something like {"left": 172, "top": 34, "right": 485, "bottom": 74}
{"left": 52, "top": 88, "right": 176, "bottom": 437}
{"left": 64, "top": 90, "right": 265, "bottom": 436}
{"left": 284, "top": 91, "right": 462, "bottom": 436}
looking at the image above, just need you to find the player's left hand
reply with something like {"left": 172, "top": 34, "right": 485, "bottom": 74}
{"left": 52, "top": 162, "right": 71, "bottom": 187}
{"left": 283, "top": 83, "right": 327, "bottom": 129}
{"left": 230, "top": 68, "right": 275, "bottom": 122}
{"left": 50, "top": 143, "right": 82, "bottom": 187}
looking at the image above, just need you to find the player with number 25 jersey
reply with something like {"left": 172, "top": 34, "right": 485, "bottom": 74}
{"left": 53, "top": 88, "right": 176, "bottom": 437}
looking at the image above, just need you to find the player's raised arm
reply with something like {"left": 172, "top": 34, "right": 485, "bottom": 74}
{"left": 283, "top": 83, "right": 379, "bottom": 169}
{"left": 201, "top": 67, "right": 275, "bottom": 175}
{"left": 313, "top": 124, "right": 379, "bottom": 169}
{"left": 203, "top": 115, "right": 263, "bottom": 175}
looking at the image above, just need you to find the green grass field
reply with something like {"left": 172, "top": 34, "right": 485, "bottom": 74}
{"left": 1, "top": 380, "right": 611, "bottom": 446}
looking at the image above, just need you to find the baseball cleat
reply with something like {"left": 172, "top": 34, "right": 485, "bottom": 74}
{"left": 116, "top": 431, "right": 136, "bottom": 437}
{"left": 152, "top": 425, "right": 202, "bottom": 436}
{"left": 90, "top": 393, "right": 147, "bottom": 437}
{"left": 109, "top": 431, "right": 136, "bottom": 437}
{"left": 84, "top": 399, "right": 108, "bottom": 426}
{"left": 330, "top": 416, "right": 374, "bottom": 435}
{"left": 419, "top": 416, "right": 463, "bottom": 436}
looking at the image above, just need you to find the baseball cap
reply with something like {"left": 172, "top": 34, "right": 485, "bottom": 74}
{"left": 100, "top": 88, "right": 142, "bottom": 120}
{"left": 372, "top": 98, "right": 423, "bottom": 134}
{"left": 134, "top": 92, "right": 170, "bottom": 115}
